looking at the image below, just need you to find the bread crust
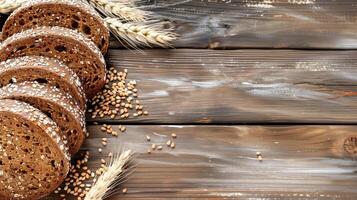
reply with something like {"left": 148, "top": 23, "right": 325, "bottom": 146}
{"left": 0, "top": 56, "right": 86, "bottom": 110}
{"left": 0, "top": 26, "right": 107, "bottom": 98}
{"left": 0, "top": 81, "right": 86, "bottom": 155}
{"left": 0, "top": 99, "right": 70, "bottom": 200}
{"left": 2, "top": 0, "right": 109, "bottom": 54}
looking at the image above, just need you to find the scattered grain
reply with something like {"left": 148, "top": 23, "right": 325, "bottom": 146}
{"left": 89, "top": 68, "right": 149, "bottom": 125}
{"left": 151, "top": 144, "right": 156, "bottom": 150}
{"left": 256, "top": 152, "right": 263, "bottom": 161}
{"left": 56, "top": 151, "right": 93, "bottom": 199}
{"left": 166, "top": 140, "right": 171, "bottom": 147}
{"left": 171, "top": 133, "right": 177, "bottom": 139}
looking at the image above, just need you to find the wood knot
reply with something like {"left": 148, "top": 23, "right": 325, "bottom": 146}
{"left": 343, "top": 137, "right": 357, "bottom": 157}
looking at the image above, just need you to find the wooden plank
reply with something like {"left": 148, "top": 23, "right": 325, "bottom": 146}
{"left": 49, "top": 125, "right": 357, "bottom": 199}
{"left": 110, "top": 0, "right": 357, "bottom": 49}
{"left": 88, "top": 49, "right": 357, "bottom": 124}
{"left": 3, "top": 1, "right": 357, "bottom": 49}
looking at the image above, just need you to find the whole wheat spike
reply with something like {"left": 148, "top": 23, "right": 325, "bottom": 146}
{"left": 84, "top": 150, "right": 134, "bottom": 200}
{"left": 105, "top": 17, "right": 177, "bottom": 48}
{"left": 0, "top": 0, "right": 25, "bottom": 14}
{"left": 88, "top": 0, "right": 147, "bottom": 22}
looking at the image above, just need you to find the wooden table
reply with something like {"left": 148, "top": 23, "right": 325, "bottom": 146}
{"left": 6, "top": 0, "right": 356, "bottom": 199}
{"left": 104, "top": 0, "right": 357, "bottom": 197}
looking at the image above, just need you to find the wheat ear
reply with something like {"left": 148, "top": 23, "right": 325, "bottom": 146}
{"left": 88, "top": 0, "right": 147, "bottom": 22}
{"left": 0, "top": 0, "right": 25, "bottom": 14}
{"left": 84, "top": 150, "right": 134, "bottom": 200}
{"left": 105, "top": 17, "right": 177, "bottom": 48}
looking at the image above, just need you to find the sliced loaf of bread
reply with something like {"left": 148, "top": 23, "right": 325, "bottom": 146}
{"left": 0, "top": 56, "right": 86, "bottom": 110}
{"left": 0, "top": 99, "right": 70, "bottom": 200}
{"left": 0, "top": 26, "right": 106, "bottom": 98}
{"left": 2, "top": 0, "right": 109, "bottom": 54}
{"left": 0, "top": 82, "right": 86, "bottom": 155}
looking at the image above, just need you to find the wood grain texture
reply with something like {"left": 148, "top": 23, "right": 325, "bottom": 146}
{"left": 48, "top": 125, "right": 357, "bottom": 199}
{"left": 88, "top": 49, "right": 357, "bottom": 124}
{"left": 110, "top": 0, "right": 357, "bottom": 49}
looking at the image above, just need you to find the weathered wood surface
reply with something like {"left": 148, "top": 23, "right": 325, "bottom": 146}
{"left": 48, "top": 125, "right": 357, "bottom": 199}
{"left": 88, "top": 49, "right": 357, "bottom": 124}
{"left": 1, "top": 2, "right": 356, "bottom": 199}
{"left": 110, "top": 0, "right": 357, "bottom": 49}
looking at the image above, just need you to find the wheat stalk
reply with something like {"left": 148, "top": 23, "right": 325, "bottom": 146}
{"left": 88, "top": 0, "right": 147, "bottom": 22}
{"left": 0, "top": 0, "right": 25, "bottom": 14}
{"left": 105, "top": 17, "right": 177, "bottom": 48}
{"left": 84, "top": 149, "right": 134, "bottom": 200}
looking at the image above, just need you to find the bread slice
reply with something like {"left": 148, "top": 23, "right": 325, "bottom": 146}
{"left": 0, "top": 56, "right": 86, "bottom": 110}
{"left": 0, "top": 81, "right": 86, "bottom": 155}
{"left": 0, "top": 99, "right": 70, "bottom": 200}
{"left": 0, "top": 26, "right": 106, "bottom": 98}
{"left": 2, "top": 0, "right": 109, "bottom": 54}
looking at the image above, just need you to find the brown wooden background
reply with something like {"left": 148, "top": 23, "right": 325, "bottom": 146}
{"left": 104, "top": 0, "right": 357, "bottom": 198}
{"left": 3, "top": 0, "right": 357, "bottom": 199}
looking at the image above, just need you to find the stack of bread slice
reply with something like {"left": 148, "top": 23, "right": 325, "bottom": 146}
{"left": 0, "top": 0, "right": 109, "bottom": 199}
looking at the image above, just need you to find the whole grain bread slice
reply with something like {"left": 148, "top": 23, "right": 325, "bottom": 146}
{"left": 2, "top": 0, "right": 109, "bottom": 54}
{"left": 0, "top": 56, "right": 86, "bottom": 110}
{"left": 0, "top": 81, "right": 86, "bottom": 155}
{"left": 0, "top": 99, "right": 70, "bottom": 200}
{"left": 0, "top": 26, "right": 106, "bottom": 98}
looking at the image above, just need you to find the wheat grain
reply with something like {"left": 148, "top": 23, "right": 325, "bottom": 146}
{"left": 88, "top": 0, "right": 147, "bottom": 22}
{"left": 0, "top": 0, "right": 25, "bottom": 14}
{"left": 105, "top": 17, "right": 177, "bottom": 48}
{"left": 84, "top": 150, "right": 134, "bottom": 200}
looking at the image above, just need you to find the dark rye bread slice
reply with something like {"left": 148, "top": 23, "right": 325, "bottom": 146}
{"left": 0, "top": 26, "right": 106, "bottom": 98}
{"left": 2, "top": 0, "right": 109, "bottom": 54}
{"left": 0, "top": 99, "right": 70, "bottom": 200}
{"left": 0, "top": 56, "right": 86, "bottom": 110}
{"left": 0, "top": 81, "right": 86, "bottom": 155}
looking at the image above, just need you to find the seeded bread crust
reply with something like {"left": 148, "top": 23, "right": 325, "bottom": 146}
{"left": 2, "top": 0, "right": 109, "bottom": 54}
{"left": 0, "top": 82, "right": 86, "bottom": 155}
{"left": 0, "top": 26, "right": 106, "bottom": 98}
{"left": 0, "top": 56, "right": 86, "bottom": 110}
{"left": 0, "top": 99, "right": 70, "bottom": 200}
